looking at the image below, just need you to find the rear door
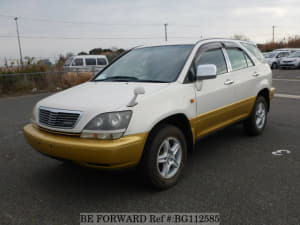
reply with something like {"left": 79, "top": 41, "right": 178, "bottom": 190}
{"left": 223, "top": 45, "right": 258, "bottom": 118}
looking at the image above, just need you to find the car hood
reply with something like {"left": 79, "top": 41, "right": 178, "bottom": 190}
{"left": 38, "top": 81, "right": 169, "bottom": 113}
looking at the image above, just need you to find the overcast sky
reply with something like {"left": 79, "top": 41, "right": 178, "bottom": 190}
{"left": 0, "top": 0, "right": 300, "bottom": 61}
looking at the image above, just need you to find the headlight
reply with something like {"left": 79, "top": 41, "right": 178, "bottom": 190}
{"left": 81, "top": 111, "right": 132, "bottom": 140}
{"left": 30, "top": 105, "right": 37, "bottom": 124}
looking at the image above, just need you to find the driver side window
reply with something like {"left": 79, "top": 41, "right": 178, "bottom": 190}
{"left": 195, "top": 49, "right": 228, "bottom": 75}
{"left": 185, "top": 48, "right": 228, "bottom": 83}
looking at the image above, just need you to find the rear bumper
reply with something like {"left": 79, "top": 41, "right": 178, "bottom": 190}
{"left": 23, "top": 124, "right": 148, "bottom": 169}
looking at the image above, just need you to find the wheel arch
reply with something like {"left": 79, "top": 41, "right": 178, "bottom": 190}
{"left": 144, "top": 113, "right": 194, "bottom": 154}
{"left": 257, "top": 88, "right": 270, "bottom": 111}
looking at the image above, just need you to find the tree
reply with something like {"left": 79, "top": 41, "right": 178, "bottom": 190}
{"left": 89, "top": 48, "right": 103, "bottom": 55}
{"left": 24, "top": 56, "right": 35, "bottom": 65}
{"left": 56, "top": 54, "right": 66, "bottom": 70}
{"left": 78, "top": 51, "right": 88, "bottom": 55}
{"left": 117, "top": 48, "right": 125, "bottom": 53}
{"left": 66, "top": 52, "right": 74, "bottom": 59}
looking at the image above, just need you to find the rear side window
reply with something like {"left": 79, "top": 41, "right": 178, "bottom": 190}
{"left": 85, "top": 58, "right": 96, "bottom": 65}
{"left": 195, "top": 49, "right": 228, "bottom": 75}
{"left": 97, "top": 58, "right": 107, "bottom": 65}
{"left": 72, "top": 58, "right": 84, "bottom": 66}
{"left": 241, "top": 42, "right": 265, "bottom": 63}
{"left": 244, "top": 53, "right": 254, "bottom": 67}
{"left": 226, "top": 48, "right": 247, "bottom": 71}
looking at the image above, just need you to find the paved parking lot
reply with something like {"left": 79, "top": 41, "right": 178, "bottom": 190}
{"left": 273, "top": 69, "right": 300, "bottom": 95}
{"left": 0, "top": 70, "right": 299, "bottom": 225}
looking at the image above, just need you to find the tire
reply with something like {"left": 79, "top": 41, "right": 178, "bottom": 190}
{"left": 271, "top": 62, "right": 278, "bottom": 69}
{"left": 243, "top": 96, "right": 268, "bottom": 136}
{"left": 139, "top": 125, "right": 187, "bottom": 189}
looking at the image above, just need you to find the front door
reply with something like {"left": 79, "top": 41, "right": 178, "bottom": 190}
{"left": 191, "top": 43, "right": 237, "bottom": 138}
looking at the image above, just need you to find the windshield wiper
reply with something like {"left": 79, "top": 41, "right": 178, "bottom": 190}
{"left": 135, "top": 79, "right": 169, "bottom": 83}
{"left": 96, "top": 76, "right": 139, "bottom": 82}
{"left": 95, "top": 76, "right": 168, "bottom": 83}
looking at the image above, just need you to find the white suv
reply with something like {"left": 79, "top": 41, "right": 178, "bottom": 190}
{"left": 24, "top": 38, "right": 275, "bottom": 189}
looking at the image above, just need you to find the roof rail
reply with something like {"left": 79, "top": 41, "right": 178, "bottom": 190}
{"left": 194, "top": 37, "right": 256, "bottom": 46}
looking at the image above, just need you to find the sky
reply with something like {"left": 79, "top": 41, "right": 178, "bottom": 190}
{"left": 0, "top": 0, "right": 300, "bottom": 62}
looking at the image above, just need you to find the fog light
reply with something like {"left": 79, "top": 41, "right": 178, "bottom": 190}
{"left": 80, "top": 131, "right": 124, "bottom": 140}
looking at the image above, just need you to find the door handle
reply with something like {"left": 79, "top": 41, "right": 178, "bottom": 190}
{"left": 253, "top": 72, "right": 260, "bottom": 77}
{"left": 224, "top": 79, "right": 234, "bottom": 85}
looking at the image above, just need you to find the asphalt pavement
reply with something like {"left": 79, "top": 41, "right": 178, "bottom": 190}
{"left": 0, "top": 70, "right": 299, "bottom": 225}
{"left": 273, "top": 69, "right": 300, "bottom": 95}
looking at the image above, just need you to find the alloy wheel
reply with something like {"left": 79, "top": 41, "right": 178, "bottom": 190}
{"left": 156, "top": 137, "right": 182, "bottom": 179}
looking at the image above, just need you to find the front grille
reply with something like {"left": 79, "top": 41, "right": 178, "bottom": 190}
{"left": 39, "top": 126, "right": 81, "bottom": 137}
{"left": 39, "top": 107, "right": 81, "bottom": 129}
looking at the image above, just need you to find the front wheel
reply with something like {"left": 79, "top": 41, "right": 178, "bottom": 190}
{"left": 139, "top": 125, "right": 187, "bottom": 189}
{"left": 271, "top": 62, "right": 278, "bottom": 69}
{"left": 243, "top": 96, "right": 268, "bottom": 136}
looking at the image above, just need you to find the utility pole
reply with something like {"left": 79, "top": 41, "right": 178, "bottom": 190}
{"left": 14, "top": 17, "right": 23, "bottom": 68}
{"left": 164, "top": 23, "right": 168, "bottom": 42}
{"left": 14, "top": 17, "right": 27, "bottom": 84}
{"left": 272, "top": 25, "right": 276, "bottom": 42}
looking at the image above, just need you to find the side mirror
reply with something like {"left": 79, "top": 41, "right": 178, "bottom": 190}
{"left": 127, "top": 86, "right": 145, "bottom": 107}
{"left": 196, "top": 64, "right": 217, "bottom": 80}
{"left": 134, "top": 86, "right": 145, "bottom": 95}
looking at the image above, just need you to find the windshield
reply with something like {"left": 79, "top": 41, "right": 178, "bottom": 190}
{"left": 93, "top": 45, "right": 193, "bottom": 83}
{"left": 263, "top": 52, "right": 276, "bottom": 58}
{"left": 288, "top": 51, "right": 300, "bottom": 58}
{"left": 64, "top": 57, "right": 73, "bottom": 66}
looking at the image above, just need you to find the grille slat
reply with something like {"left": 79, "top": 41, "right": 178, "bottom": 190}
{"left": 40, "top": 115, "right": 78, "bottom": 120}
{"left": 39, "top": 107, "right": 81, "bottom": 129}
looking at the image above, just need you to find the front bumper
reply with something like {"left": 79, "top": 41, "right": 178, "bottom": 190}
{"left": 279, "top": 63, "right": 298, "bottom": 69}
{"left": 23, "top": 124, "right": 148, "bottom": 169}
{"left": 270, "top": 87, "right": 276, "bottom": 101}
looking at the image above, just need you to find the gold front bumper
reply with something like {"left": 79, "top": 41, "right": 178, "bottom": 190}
{"left": 270, "top": 87, "right": 276, "bottom": 101}
{"left": 23, "top": 124, "right": 148, "bottom": 169}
